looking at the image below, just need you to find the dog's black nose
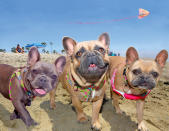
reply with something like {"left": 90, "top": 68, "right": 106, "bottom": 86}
{"left": 87, "top": 52, "right": 96, "bottom": 57}
{"left": 39, "top": 76, "right": 47, "bottom": 84}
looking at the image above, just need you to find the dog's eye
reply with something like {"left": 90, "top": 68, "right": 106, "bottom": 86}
{"left": 132, "top": 69, "right": 141, "bottom": 75}
{"left": 51, "top": 75, "right": 57, "bottom": 80}
{"left": 151, "top": 72, "right": 159, "bottom": 78}
{"left": 32, "top": 69, "right": 38, "bottom": 74}
{"left": 76, "top": 52, "right": 82, "bottom": 57}
{"left": 98, "top": 48, "right": 104, "bottom": 53}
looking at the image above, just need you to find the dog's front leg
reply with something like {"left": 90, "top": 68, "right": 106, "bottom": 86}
{"left": 10, "top": 109, "right": 20, "bottom": 120}
{"left": 112, "top": 92, "right": 123, "bottom": 114}
{"left": 91, "top": 98, "right": 103, "bottom": 131}
{"left": 50, "top": 82, "right": 59, "bottom": 109}
{"left": 49, "top": 87, "right": 57, "bottom": 109}
{"left": 72, "top": 95, "right": 88, "bottom": 123}
{"left": 12, "top": 100, "right": 37, "bottom": 126}
{"left": 136, "top": 100, "right": 149, "bottom": 131}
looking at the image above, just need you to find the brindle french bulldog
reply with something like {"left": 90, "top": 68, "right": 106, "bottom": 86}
{"left": 50, "top": 33, "right": 110, "bottom": 130}
{"left": 0, "top": 47, "right": 66, "bottom": 126}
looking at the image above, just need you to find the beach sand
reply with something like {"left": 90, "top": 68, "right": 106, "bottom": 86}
{"left": 0, "top": 53, "right": 168, "bottom": 131}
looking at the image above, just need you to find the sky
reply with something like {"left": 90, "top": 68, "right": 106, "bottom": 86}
{"left": 0, "top": 0, "right": 169, "bottom": 58}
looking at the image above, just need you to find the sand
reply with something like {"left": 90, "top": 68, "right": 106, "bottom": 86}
{"left": 0, "top": 53, "right": 168, "bottom": 131}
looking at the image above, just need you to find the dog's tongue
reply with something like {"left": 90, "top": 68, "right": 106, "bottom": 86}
{"left": 89, "top": 64, "right": 96, "bottom": 68}
{"left": 35, "top": 89, "right": 46, "bottom": 95}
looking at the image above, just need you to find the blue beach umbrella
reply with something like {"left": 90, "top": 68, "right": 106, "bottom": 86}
{"left": 25, "top": 43, "right": 46, "bottom": 48}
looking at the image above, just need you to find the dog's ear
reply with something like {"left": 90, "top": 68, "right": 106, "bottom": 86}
{"left": 155, "top": 50, "right": 168, "bottom": 68}
{"left": 126, "top": 47, "right": 139, "bottom": 65}
{"left": 55, "top": 56, "right": 66, "bottom": 75}
{"left": 98, "top": 32, "right": 110, "bottom": 49}
{"left": 62, "top": 37, "right": 77, "bottom": 56}
{"left": 27, "top": 47, "right": 40, "bottom": 66}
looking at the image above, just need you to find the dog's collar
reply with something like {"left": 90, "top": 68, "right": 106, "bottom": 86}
{"left": 69, "top": 56, "right": 108, "bottom": 87}
{"left": 66, "top": 72, "right": 106, "bottom": 101}
{"left": 9, "top": 69, "right": 35, "bottom": 101}
{"left": 111, "top": 68, "right": 151, "bottom": 100}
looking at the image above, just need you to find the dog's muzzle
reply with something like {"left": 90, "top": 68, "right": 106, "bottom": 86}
{"left": 77, "top": 51, "right": 108, "bottom": 82}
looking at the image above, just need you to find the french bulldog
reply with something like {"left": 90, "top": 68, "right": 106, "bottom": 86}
{"left": 109, "top": 47, "right": 168, "bottom": 131}
{"left": 49, "top": 33, "right": 110, "bottom": 130}
{"left": 0, "top": 47, "right": 66, "bottom": 126}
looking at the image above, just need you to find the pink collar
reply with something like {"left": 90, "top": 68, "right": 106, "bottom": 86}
{"left": 111, "top": 69, "right": 151, "bottom": 100}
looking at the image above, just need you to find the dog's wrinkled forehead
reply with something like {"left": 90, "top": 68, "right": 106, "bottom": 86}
{"left": 131, "top": 60, "right": 160, "bottom": 73}
{"left": 32, "top": 61, "right": 57, "bottom": 74}
{"left": 74, "top": 40, "right": 105, "bottom": 53}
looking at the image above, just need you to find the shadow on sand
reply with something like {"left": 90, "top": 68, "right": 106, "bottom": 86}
{"left": 40, "top": 101, "right": 92, "bottom": 131}
{"left": 0, "top": 103, "right": 33, "bottom": 131}
{"left": 0, "top": 103, "right": 16, "bottom": 128}
{"left": 101, "top": 100, "right": 137, "bottom": 131}
{"left": 41, "top": 99, "right": 137, "bottom": 131}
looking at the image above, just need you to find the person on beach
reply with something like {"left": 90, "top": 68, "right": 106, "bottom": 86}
{"left": 16, "top": 44, "right": 24, "bottom": 53}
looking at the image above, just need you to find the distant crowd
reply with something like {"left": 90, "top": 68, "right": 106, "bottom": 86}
{"left": 108, "top": 51, "right": 120, "bottom": 56}
{"left": 0, "top": 44, "right": 120, "bottom": 56}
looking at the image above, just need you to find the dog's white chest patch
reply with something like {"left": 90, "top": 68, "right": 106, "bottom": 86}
{"left": 124, "top": 88, "right": 132, "bottom": 94}
{"left": 94, "top": 89, "right": 103, "bottom": 97}
{"left": 126, "top": 90, "right": 132, "bottom": 94}
{"left": 91, "top": 90, "right": 96, "bottom": 99}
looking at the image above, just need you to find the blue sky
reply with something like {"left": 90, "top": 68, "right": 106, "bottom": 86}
{"left": 0, "top": 0, "right": 169, "bottom": 58}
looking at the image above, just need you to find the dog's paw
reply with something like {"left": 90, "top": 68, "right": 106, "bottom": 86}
{"left": 115, "top": 109, "right": 123, "bottom": 114}
{"left": 10, "top": 112, "right": 20, "bottom": 120}
{"left": 138, "top": 121, "right": 149, "bottom": 131}
{"left": 77, "top": 114, "right": 88, "bottom": 123}
{"left": 91, "top": 121, "right": 102, "bottom": 131}
{"left": 25, "top": 118, "right": 38, "bottom": 127}
{"left": 50, "top": 103, "right": 56, "bottom": 109}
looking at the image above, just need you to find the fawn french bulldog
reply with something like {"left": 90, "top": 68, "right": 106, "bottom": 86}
{"left": 50, "top": 33, "right": 110, "bottom": 130}
{"left": 109, "top": 47, "right": 168, "bottom": 131}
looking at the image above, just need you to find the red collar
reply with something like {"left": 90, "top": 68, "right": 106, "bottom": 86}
{"left": 111, "top": 69, "right": 151, "bottom": 100}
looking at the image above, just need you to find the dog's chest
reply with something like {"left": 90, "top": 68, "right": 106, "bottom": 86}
{"left": 74, "top": 87, "right": 103, "bottom": 102}
{"left": 65, "top": 72, "right": 106, "bottom": 102}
